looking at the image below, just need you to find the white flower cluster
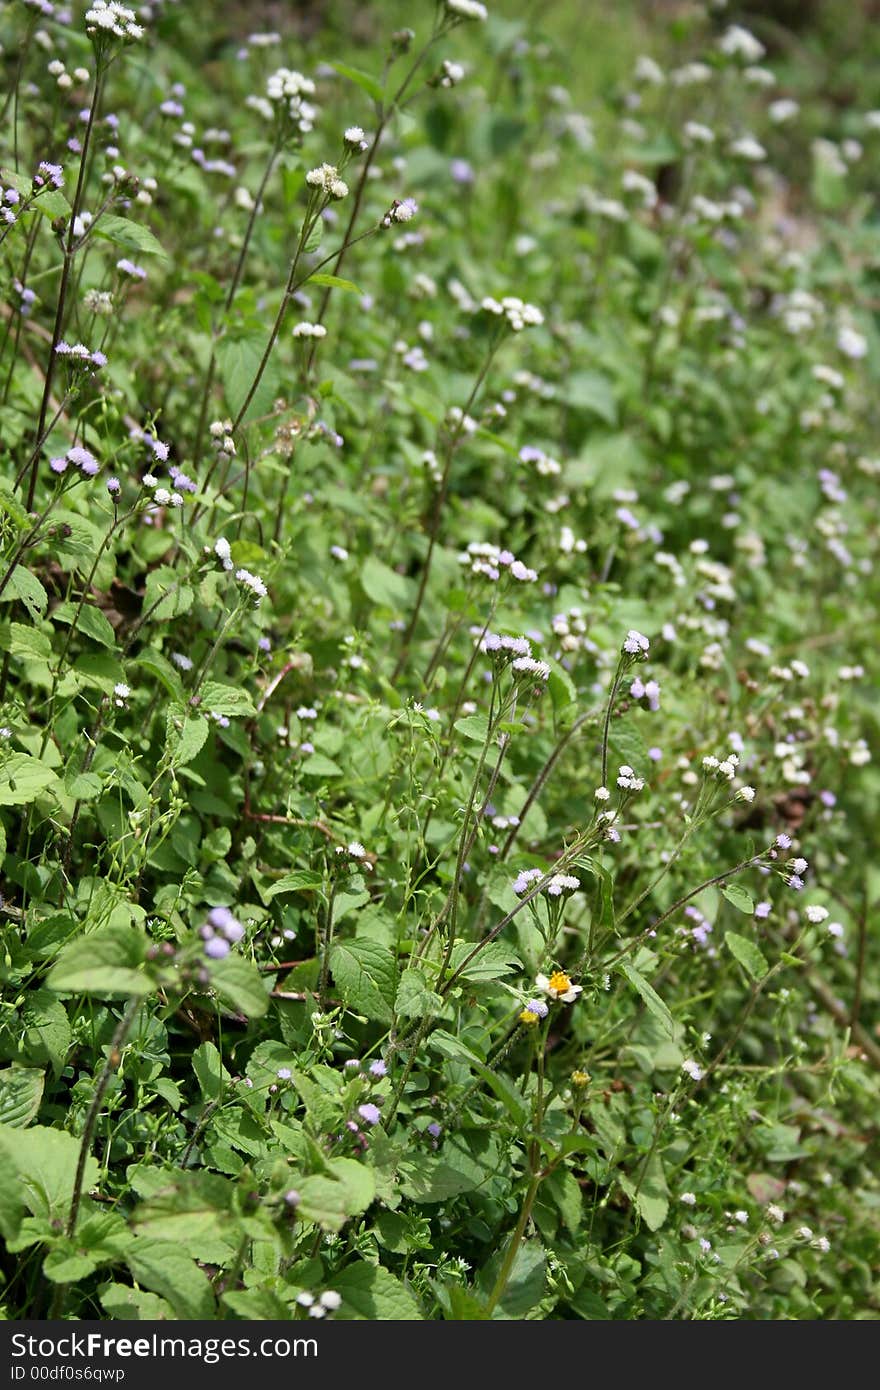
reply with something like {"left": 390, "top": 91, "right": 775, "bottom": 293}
{"left": 512, "top": 867, "right": 580, "bottom": 897}
{"left": 481, "top": 295, "right": 544, "bottom": 331}
{"left": 306, "top": 163, "right": 348, "bottom": 199}
{"left": 702, "top": 751, "right": 740, "bottom": 781}
{"left": 265, "top": 68, "right": 317, "bottom": 136}
{"left": 235, "top": 568, "right": 268, "bottom": 604}
{"left": 718, "top": 25, "right": 765, "bottom": 63}
{"left": 622, "top": 629, "right": 650, "bottom": 657}
{"left": 292, "top": 321, "right": 327, "bottom": 338}
{"left": 459, "top": 542, "right": 538, "bottom": 583}
{"left": 616, "top": 764, "right": 644, "bottom": 793}
{"left": 85, "top": 0, "right": 143, "bottom": 40}
{"left": 214, "top": 537, "right": 233, "bottom": 571}
{"left": 445, "top": 0, "right": 488, "bottom": 21}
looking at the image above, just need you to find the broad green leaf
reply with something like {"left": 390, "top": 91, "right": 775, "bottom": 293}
{"left": 330, "top": 1261, "right": 423, "bottom": 1320}
{"left": 191, "top": 1042, "right": 230, "bottom": 1101}
{"left": 565, "top": 370, "right": 617, "bottom": 423}
{"left": 0, "top": 1067, "right": 44, "bottom": 1127}
{"left": 208, "top": 954, "right": 270, "bottom": 1018}
{"left": 93, "top": 213, "right": 168, "bottom": 260}
{"left": 722, "top": 884, "right": 755, "bottom": 915}
{"left": 329, "top": 938, "right": 397, "bottom": 1023}
{"left": 617, "top": 960, "right": 675, "bottom": 1039}
{"left": 217, "top": 332, "right": 279, "bottom": 424}
{"left": 447, "top": 940, "right": 521, "bottom": 983}
{"left": 296, "top": 1157, "right": 376, "bottom": 1232}
{"left": 125, "top": 1239, "right": 215, "bottom": 1319}
{"left": 331, "top": 61, "right": 385, "bottom": 104}
{"left": 168, "top": 714, "right": 209, "bottom": 767}
{"left": 394, "top": 967, "right": 442, "bottom": 1020}
{"left": 0, "top": 754, "right": 59, "bottom": 806}
{"left": 8, "top": 622, "right": 51, "bottom": 662}
{"left": 620, "top": 1155, "right": 668, "bottom": 1231}
{"left": 265, "top": 869, "right": 324, "bottom": 899}
{"left": 309, "top": 273, "right": 361, "bottom": 294}
{"left": 52, "top": 600, "right": 117, "bottom": 650}
{"left": 454, "top": 714, "right": 491, "bottom": 743}
{"left": 0, "top": 1124, "right": 97, "bottom": 1223}
{"left": 198, "top": 680, "right": 256, "bottom": 717}
{"left": 47, "top": 925, "right": 149, "bottom": 997}
{"left": 479, "top": 1239, "right": 546, "bottom": 1318}
{"left": 0, "top": 566, "right": 48, "bottom": 620}
{"left": 725, "top": 930, "right": 768, "bottom": 981}
{"left": 360, "top": 555, "right": 413, "bottom": 609}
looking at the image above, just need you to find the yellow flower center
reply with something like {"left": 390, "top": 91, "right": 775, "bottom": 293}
{"left": 519, "top": 1009, "right": 539, "bottom": 1026}
{"left": 548, "top": 970, "right": 572, "bottom": 996}
{"left": 571, "top": 1070, "right": 591, "bottom": 1089}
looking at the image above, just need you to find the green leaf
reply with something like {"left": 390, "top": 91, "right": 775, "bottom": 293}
{"left": 722, "top": 884, "right": 755, "bottom": 915}
{"left": 208, "top": 954, "right": 269, "bottom": 1018}
{"left": 725, "top": 930, "right": 768, "bottom": 981}
{"left": 0, "top": 1067, "right": 44, "bottom": 1128}
{"left": 296, "top": 1158, "right": 376, "bottom": 1232}
{"left": 47, "top": 925, "right": 149, "bottom": 997}
{"left": 264, "top": 869, "right": 323, "bottom": 899}
{"left": 191, "top": 1042, "right": 230, "bottom": 1101}
{"left": 217, "top": 332, "right": 279, "bottom": 425}
{"left": 447, "top": 940, "right": 521, "bottom": 983}
{"left": 331, "top": 61, "right": 385, "bottom": 104}
{"left": 309, "top": 273, "right": 361, "bottom": 294}
{"left": 93, "top": 214, "right": 169, "bottom": 260}
{"left": 0, "top": 1124, "right": 98, "bottom": 1223}
{"left": 360, "top": 555, "right": 413, "bottom": 609}
{"left": 394, "top": 967, "right": 442, "bottom": 1020}
{"left": 198, "top": 680, "right": 256, "bottom": 717}
{"left": 168, "top": 714, "right": 209, "bottom": 767}
{"left": 620, "top": 1155, "right": 668, "bottom": 1231}
{"left": 8, "top": 622, "right": 51, "bottom": 662}
{"left": 479, "top": 1239, "right": 546, "bottom": 1318}
{"left": 565, "top": 370, "right": 617, "bottom": 424}
{"left": 52, "top": 600, "right": 117, "bottom": 649}
{"left": 454, "top": 714, "right": 491, "bottom": 743}
{"left": 125, "top": 1239, "right": 215, "bottom": 1319}
{"left": 330, "top": 1261, "right": 423, "bottom": 1320}
{"left": 329, "top": 938, "right": 397, "bottom": 1023}
{"left": 0, "top": 567, "right": 48, "bottom": 620}
{"left": 142, "top": 567, "right": 192, "bottom": 623}
{"left": 0, "top": 754, "right": 59, "bottom": 806}
{"left": 617, "top": 960, "right": 675, "bottom": 1039}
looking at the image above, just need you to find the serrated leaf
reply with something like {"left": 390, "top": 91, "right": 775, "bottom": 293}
{"left": 725, "top": 930, "right": 768, "bottom": 981}
{"left": 93, "top": 214, "right": 168, "bottom": 260}
{"left": 331, "top": 1261, "right": 422, "bottom": 1319}
{"left": 617, "top": 960, "right": 675, "bottom": 1038}
{"left": 47, "top": 925, "right": 149, "bottom": 997}
{"left": 329, "top": 938, "right": 397, "bottom": 1023}
{"left": 0, "top": 1124, "right": 97, "bottom": 1223}
{"left": 0, "top": 1067, "right": 44, "bottom": 1128}
{"left": 168, "top": 714, "right": 208, "bottom": 767}
{"left": 0, "top": 754, "right": 59, "bottom": 806}
{"left": 52, "top": 600, "right": 117, "bottom": 649}
{"left": 447, "top": 940, "right": 521, "bottom": 983}
{"left": 394, "top": 967, "right": 442, "bottom": 1020}
{"left": 0, "top": 567, "right": 48, "bottom": 620}
{"left": 8, "top": 622, "right": 51, "bottom": 661}
{"left": 296, "top": 1158, "right": 376, "bottom": 1232}
{"left": 620, "top": 1156, "right": 668, "bottom": 1231}
{"left": 125, "top": 1239, "right": 214, "bottom": 1319}
{"left": 198, "top": 680, "right": 256, "bottom": 717}
{"left": 265, "top": 869, "right": 324, "bottom": 899}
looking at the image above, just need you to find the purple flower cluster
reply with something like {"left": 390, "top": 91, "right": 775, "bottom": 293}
{"left": 201, "top": 906, "right": 245, "bottom": 959}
